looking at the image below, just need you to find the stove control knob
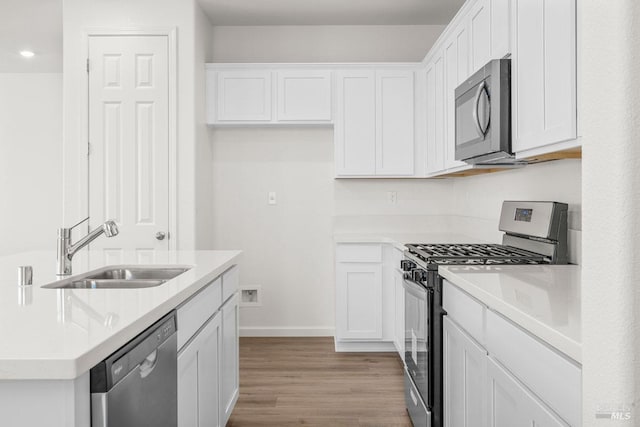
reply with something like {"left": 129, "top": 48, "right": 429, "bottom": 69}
{"left": 412, "top": 268, "right": 427, "bottom": 282}
{"left": 400, "top": 260, "right": 416, "bottom": 271}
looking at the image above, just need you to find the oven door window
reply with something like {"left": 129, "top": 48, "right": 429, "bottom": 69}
{"left": 404, "top": 279, "right": 431, "bottom": 405}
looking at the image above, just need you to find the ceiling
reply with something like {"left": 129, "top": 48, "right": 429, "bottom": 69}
{"left": 0, "top": 0, "right": 464, "bottom": 73}
{"left": 198, "top": 0, "right": 465, "bottom": 26}
{"left": 0, "top": 0, "right": 62, "bottom": 73}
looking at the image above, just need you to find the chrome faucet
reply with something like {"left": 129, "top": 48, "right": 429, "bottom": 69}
{"left": 56, "top": 218, "right": 119, "bottom": 276}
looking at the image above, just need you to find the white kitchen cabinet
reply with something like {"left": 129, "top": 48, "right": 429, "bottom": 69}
{"left": 221, "top": 292, "right": 240, "bottom": 425}
{"left": 512, "top": 0, "right": 577, "bottom": 155}
{"left": 276, "top": 70, "right": 332, "bottom": 122}
{"left": 335, "top": 262, "right": 383, "bottom": 340}
{"left": 491, "top": 0, "right": 511, "bottom": 60}
{"left": 334, "top": 70, "right": 376, "bottom": 176}
{"left": 178, "top": 312, "right": 222, "bottom": 427}
{"left": 443, "top": 280, "right": 580, "bottom": 427}
{"left": 468, "top": 0, "right": 492, "bottom": 74}
{"left": 425, "top": 55, "right": 446, "bottom": 174}
{"left": 214, "top": 70, "right": 272, "bottom": 122}
{"left": 443, "top": 33, "right": 469, "bottom": 170}
{"left": 334, "top": 68, "right": 415, "bottom": 177}
{"left": 487, "top": 357, "right": 568, "bottom": 427}
{"left": 375, "top": 70, "right": 415, "bottom": 176}
{"left": 443, "top": 317, "right": 487, "bottom": 427}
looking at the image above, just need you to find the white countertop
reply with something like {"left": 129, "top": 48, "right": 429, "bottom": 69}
{"left": 439, "top": 265, "right": 581, "bottom": 363}
{"left": 333, "top": 232, "right": 487, "bottom": 250}
{"left": 0, "top": 250, "right": 241, "bottom": 380}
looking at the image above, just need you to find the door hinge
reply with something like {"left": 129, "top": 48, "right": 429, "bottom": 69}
{"left": 86, "top": 58, "right": 89, "bottom": 73}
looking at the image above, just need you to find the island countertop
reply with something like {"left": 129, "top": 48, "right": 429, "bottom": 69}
{"left": 0, "top": 250, "right": 241, "bottom": 380}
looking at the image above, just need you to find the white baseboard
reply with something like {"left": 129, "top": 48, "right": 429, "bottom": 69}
{"left": 334, "top": 339, "right": 397, "bottom": 353}
{"left": 239, "top": 326, "right": 335, "bottom": 337}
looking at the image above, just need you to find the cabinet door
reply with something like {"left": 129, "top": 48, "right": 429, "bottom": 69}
{"left": 375, "top": 70, "right": 414, "bottom": 176}
{"left": 426, "top": 55, "right": 446, "bottom": 174}
{"left": 443, "top": 317, "right": 487, "bottom": 427}
{"left": 491, "top": 0, "right": 511, "bottom": 59}
{"left": 487, "top": 357, "right": 568, "bottom": 427}
{"left": 216, "top": 70, "right": 272, "bottom": 121}
{"left": 336, "top": 262, "right": 383, "bottom": 340}
{"left": 334, "top": 70, "right": 376, "bottom": 176}
{"left": 276, "top": 70, "right": 332, "bottom": 122}
{"left": 512, "top": 0, "right": 577, "bottom": 152}
{"left": 178, "top": 312, "right": 222, "bottom": 427}
{"left": 443, "top": 36, "right": 468, "bottom": 170}
{"left": 468, "top": 0, "right": 492, "bottom": 74}
{"left": 221, "top": 293, "right": 240, "bottom": 425}
{"left": 394, "top": 269, "right": 405, "bottom": 361}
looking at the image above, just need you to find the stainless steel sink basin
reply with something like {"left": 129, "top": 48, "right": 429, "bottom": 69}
{"left": 42, "top": 265, "right": 192, "bottom": 289}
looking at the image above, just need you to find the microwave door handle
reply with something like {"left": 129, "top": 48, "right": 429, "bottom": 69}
{"left": 472, "top": 81, "right": 488, "bottom": 137}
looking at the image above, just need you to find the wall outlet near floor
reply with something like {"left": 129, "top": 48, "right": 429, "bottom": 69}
{"left": 387, "top": 191, "right": 397, "bottom": 204}
{"left": 240, "top": 286, "right": 262, "bottom": 307}
{"left": 268, "top": 192, "right": 277, "bottom": 205}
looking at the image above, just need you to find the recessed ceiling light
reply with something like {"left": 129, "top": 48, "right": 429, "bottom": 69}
{"left": 20, "top": 51, "right": 35, "bottom": 58}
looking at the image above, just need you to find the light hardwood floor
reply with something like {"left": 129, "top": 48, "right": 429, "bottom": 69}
{"left": 227, "top": 337, "right": 412, "bottom": 427}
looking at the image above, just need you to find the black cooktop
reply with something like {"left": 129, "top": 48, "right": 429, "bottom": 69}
{"left": 405, "top": 243, "right": 549, "bottom": 266}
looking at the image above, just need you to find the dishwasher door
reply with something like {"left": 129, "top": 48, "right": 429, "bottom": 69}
{"left": 91, "top": 311, "right": 177, "bottom": 427}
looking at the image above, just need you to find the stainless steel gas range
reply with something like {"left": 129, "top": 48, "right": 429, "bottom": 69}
{"left": 401, "top": 201, "right": 569, "bottom": 427}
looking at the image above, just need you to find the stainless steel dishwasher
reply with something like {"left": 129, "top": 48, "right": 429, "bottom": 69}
{"left": 90, "top": 311, "right": 177, "bottom": 427}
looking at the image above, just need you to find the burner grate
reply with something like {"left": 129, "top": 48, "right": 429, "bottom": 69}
{"left": 404, "top": 243, "right": 549, "bottom": 265}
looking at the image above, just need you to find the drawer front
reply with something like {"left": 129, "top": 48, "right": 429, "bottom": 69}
{"left": 177, "top": 277, "right": 222, "bottom": 350}
{"left": 443, "top": 281, "right": 485, "bottom": 346}
{"left": 336, "top": 244, "right": 383, "bottom": 263}
{"left": 486, "top": 310, "right": 581, "bottom": 427}
{"left": 222, "top": 265, "right": 239, "bottom": 303}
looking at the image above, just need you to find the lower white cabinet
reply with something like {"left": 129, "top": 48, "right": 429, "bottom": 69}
{"left": 443, "top": 280, "right": 580, "bottom": 427}
{"left": 178, "top": 312, "right": 222, "bottom": 427}
{"left": 177, "top": 266, "right": 240, "bottom": 427}
{"left": 487, "top": 357, "right": 568, "bottom": 427}
{"left": 335, "top": 262, "right": 383, "bottom": 340}
{"left": 443, "top": 317, "right": 487, "bottom": 427}
{"left": 221, "top": 293, "right": 240, "bottom": 425}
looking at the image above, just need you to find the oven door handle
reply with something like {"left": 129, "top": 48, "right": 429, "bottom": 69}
{"left": 403, "top": 278, "right": 428, "bottom": 300}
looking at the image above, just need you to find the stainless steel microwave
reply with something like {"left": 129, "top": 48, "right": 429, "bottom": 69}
{"left": 455, "top": 58, "right": 512, "bottom": 164}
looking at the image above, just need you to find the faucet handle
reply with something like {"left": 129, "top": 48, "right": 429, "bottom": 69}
{"left": 69, "top": 217, "right": 90, "bottom": 231}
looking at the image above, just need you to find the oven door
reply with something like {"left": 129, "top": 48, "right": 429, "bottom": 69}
{"left": 403, "top": 277, "right": 432, "bottom": 407}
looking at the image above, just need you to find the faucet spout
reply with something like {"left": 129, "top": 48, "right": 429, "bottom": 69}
{"left": 56, "top": 220, "right": 119, "bottom": 276}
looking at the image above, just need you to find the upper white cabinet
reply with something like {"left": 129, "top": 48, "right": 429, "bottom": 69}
{"left": 334, "top": 70, "right": 376, "bottom": 176}
{"left": 425, "top": 56, "right": 445, "bottom": 174}
{"left": 214, "top": 70, "right": 272, "bottom": 122}
{"left": 335, "top": 68, "right": 415, "bottom": 177}
{"left": 277, "top": 70, "right": 332, "bottom": 122}
{"left": 468, "top": 0, "right": 492, "bottom": 73}
{"left": 206, "top": 66, "right": 332, "bottom": 125}
{"left": 512, "top": 0, "right": 578, "bottom": 156}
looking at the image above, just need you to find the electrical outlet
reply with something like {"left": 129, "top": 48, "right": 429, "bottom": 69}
{"left": 388, "top": 191, "right": 397, "bottom": 204}
{"left": 240, "top": 286, "right": 262, "bottom": 307}
{"left": 268, "top": 192, "right": 277, "bottom": 205}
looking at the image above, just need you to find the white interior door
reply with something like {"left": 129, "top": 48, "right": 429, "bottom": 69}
{"left": 88, "top": 35, "right": 170, "bottom": 262}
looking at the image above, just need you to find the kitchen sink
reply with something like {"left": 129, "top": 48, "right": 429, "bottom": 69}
{"left": 42, "top": 265, "right": 192, "bottom": 289}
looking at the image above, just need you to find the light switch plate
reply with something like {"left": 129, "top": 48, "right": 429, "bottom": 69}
{"left": 268, "top": 192, "right": 277, "bottom": 205}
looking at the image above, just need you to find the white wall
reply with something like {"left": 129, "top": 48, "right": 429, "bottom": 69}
{"left": 210, "top": 25, "right": 446, "bottom": 62}
{"left": 0, "top": 73, "right": 62, "bottom": 255}
{"left": 581, "top": 1, "right": 640, "bottom": 425}
{"left": 451, "top": 160, "right": 582, "bottom": 263}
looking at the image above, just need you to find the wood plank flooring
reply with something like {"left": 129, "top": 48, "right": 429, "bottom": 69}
{"left": 227, "top": 337, "right": 412, "bottom": 427}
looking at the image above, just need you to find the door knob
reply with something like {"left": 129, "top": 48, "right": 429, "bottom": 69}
{"left": 155, "top": 232, "right": 166, "bottom": 241}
